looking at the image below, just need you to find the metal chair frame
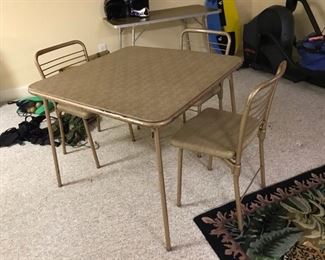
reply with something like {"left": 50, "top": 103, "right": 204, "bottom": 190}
{"left": 35, "top": 40, "right": 135, "bottom": 168}
{"left": 180, "top": 28, "right": 236, "bottom": 122}
{"left": 173, "top": 61, "right": 287, "bottom": 231}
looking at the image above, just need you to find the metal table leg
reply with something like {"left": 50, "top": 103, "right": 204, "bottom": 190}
{"left": 202, "top": 15, "right": 207, "bottom": 29}
{"left": 153, "top": 127, "right": 171, "bottom": 251}
{"left": 228, "top": 73, "right": 237, "bottom": 113}
{"left": 202, "top": 16, "right": 210, "bottom": 51}
{"left": 181, "top": 19, "right": 191, "bottom": 51}
{"left": 119, "top": 28, "right": 123, "bottom": 49}
{"left": 43, "top": 99, "right": 62, "bottom": 187}
{"left": 132, "top": 26, "right": 135, "bottom": 46}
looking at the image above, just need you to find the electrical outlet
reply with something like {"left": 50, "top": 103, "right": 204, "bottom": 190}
{"left": 97, "top": 43, "right": 108, "bottom": 52}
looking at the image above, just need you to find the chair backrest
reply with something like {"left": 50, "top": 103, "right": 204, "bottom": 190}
{"left": 180, "top": 28, "right": 231, "bottom": 55}
{"left": 236, "top": 61, "right": 287, "bottom": 162}
{"left": 35, "top": 40, "right": 89, "bottom": 79}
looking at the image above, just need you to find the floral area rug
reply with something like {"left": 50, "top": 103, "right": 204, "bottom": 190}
{"left": 194, "top": 165, "right": 325, "bottom": 260}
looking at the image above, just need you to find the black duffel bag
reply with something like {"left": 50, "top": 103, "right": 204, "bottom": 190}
{"left": 104, "top": 0, "right": 128, "bottom": 20}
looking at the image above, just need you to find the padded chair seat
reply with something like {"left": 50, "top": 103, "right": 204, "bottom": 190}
{"left": 57, "top": 103, "right": 95, "bottom": 119}
{"left": 171, "top": 108, "right": 257, "bottom": 159}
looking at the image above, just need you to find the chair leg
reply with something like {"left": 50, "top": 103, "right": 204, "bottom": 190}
{"left": 97, "top": 115, "right": 101, "bottom": 132}
{"left": 207, "top": 155, "right": 213, "bottom": 171}
{"left": 258, "top": 129, "right": 266, "bottom": 188}
{"left": 233, "top": 165, "right": 244, "bottom": 231}
{"left": 176, "top": 148, "right": 183, "bottom": 207}
{"left": 44, "top": 100, "right": 62, "bottom": 187}
{"left": 128, "top": 123, "right": 136, "bottom": 142}
{"left": 82, "top": 118, "right": 100, "bottom": 169}
{"left": 56, "top": 110, "right": 67, "bottom": 155}
{"left": 228, "top": 74, "right": 236, "bottom": 113}
{"left": 182, "top": 112, "right": 186, "bottom": 123}
{"left": 197, "top": 104, "right": 202, "bottom": 114}
{"left": 196, "top": 105, "right": 202, "bottom": 157}
{"left": 217, "top": 83, "right": 223, "bottom": 111}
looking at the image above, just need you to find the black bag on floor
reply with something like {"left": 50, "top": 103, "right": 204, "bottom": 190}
{"left": 0, "top": 128, "right": 22, "bottom": 147}
{"left": 0, "top": 116, "right": 59, "bottom": 147}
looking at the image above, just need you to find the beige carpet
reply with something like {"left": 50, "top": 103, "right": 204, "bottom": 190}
{"left": 1, "top": 68, "right": 324, "bottom": 259}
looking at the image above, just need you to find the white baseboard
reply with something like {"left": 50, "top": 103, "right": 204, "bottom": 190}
{"left": 0, "top": 85, "right": 30, "bottom": 103}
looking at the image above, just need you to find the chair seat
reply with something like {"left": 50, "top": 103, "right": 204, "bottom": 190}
{"left": 193, "top": 84, "right": 221, "bottom": 106}
{"left": 57, "top": 103, "right": 95, "bottom": 119}
{"left": 171, "top": 108, "right": 257, "bottom": 159}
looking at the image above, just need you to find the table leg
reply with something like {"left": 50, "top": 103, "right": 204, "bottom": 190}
{"left": 181, "top": 19, "right": 191, "bottom": 51}
{"left": 43, "top": 99, "right": 62, "bottom": 187}
{"left": 119, "top": 28, "right": 123, "bottom": 49}
{"left": 153, "top": 127, "right": 171, "bottom": 251}
{"left": 131, "top": 26, "right": 135, "bottom": 46}
{"left": 202, "top": 16, "right": 210, "bottom": 52}
{"left": 229, "top": 73, "right": 237, "bottom": 113}
{"left": 202, "top": 15, "right": 207, "bottom": 29}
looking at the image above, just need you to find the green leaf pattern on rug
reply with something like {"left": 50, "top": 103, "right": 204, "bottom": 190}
{"left": 226, "top": 203, "right": 289, "bottom": 251}
{"left": 280, "top": 184, "right": 325, "bottom": 246}
{"left": 194, "top": 167, "right": 325, "bottom": 259}
{"left": 246, "top": 227, "right": 302, "bottom": 259}
{"left": 227, "top": 185, "right": 325, "bottom": 258}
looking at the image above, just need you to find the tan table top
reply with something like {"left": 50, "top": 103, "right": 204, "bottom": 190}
{"left": 29, "top": 46, "right": 242, "bottom": 127}
{"left": 105, "top": 5, "right": 220, "bottom": 29}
